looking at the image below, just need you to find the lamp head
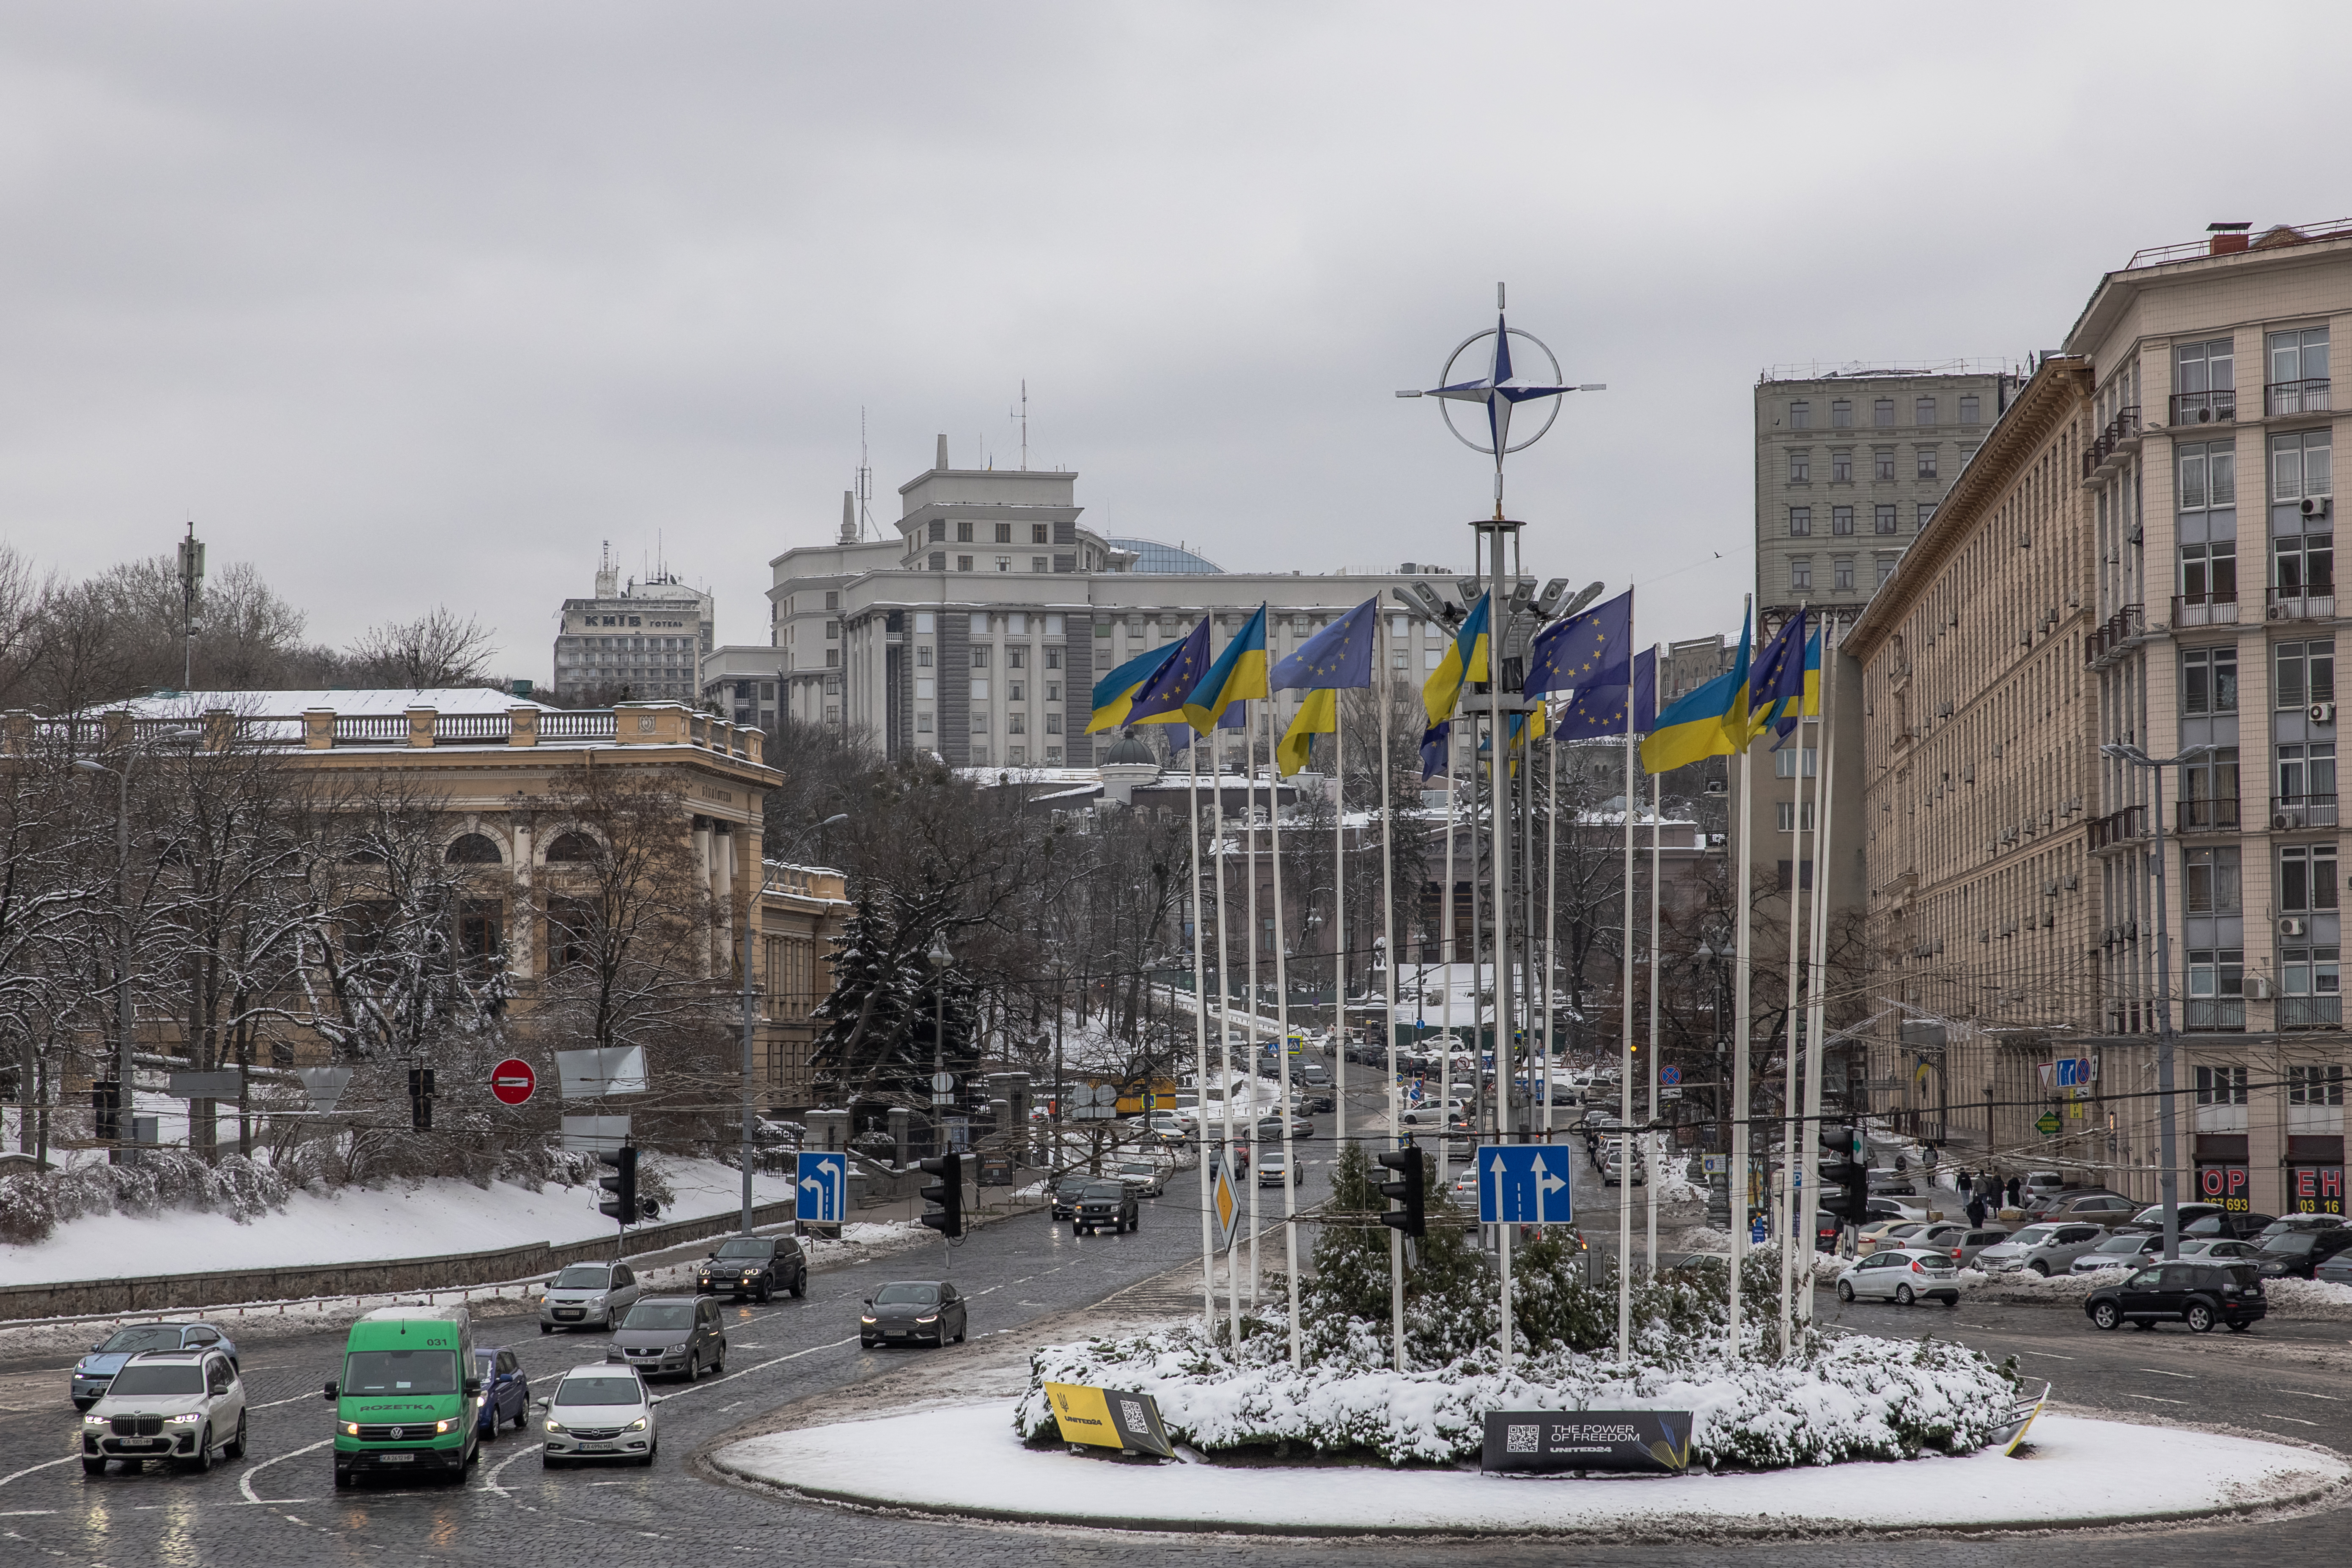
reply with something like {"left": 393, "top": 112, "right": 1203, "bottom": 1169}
{"left": 926, "top": 933, "right": 952, "bottom": 971}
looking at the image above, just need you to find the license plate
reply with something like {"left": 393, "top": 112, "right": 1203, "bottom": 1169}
{"left": 379, "top": 1453, "right": 415, "bottom": 1464}
{"left": 554, "top": 1310, "right": 583, "bottom": 1320}
{"left": 577, "top": 1443, "right": 613, "bottom": 1453}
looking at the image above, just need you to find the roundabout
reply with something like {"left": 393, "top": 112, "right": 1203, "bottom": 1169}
{"left": 710, "top": 1399, "right": 2351, "bottom": 1539}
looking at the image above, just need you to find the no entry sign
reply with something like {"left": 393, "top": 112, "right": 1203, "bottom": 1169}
{"left": 489, "top": 1058, "right": 537, "bottom": 1107}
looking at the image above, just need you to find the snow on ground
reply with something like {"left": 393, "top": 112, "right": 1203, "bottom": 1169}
{"left": 716, "top": 1403, "right": 2347, "bottom": 1536}
{"left": 0, "top": 1156, "right": 799, "bottom": 1289}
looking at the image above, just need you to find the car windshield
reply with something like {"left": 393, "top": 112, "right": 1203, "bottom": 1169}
{"left": 1084, "top": 1183, "right": 1126, "bottom": 1199}
{"left": 2093, "top": 1234, "right": 2148, "bottom": 1253}
{"left": 1055, "top": 1176, "right": 1089, "bottom": 1193}
{"left": 2266, "top": 1233, "right": 2319, "bottom": 1254}
{"left": 343, "top": 1349, "right": 458, "bottom": 1395}
{"left": 621, "top": 1303, "right": 696, "bottom": 1330}
{"left": 106, "top": 1362, "right": 205, "bottom": 1396}
{"left": 97, "top": 1326, "right": 190, "bottom": 1355}
{"left": 552, "top": 1266, "right": 613, "bottom": 1289}
{"left": 554, "top": 1376, "right": 642, "bottom": 1407}
{"left": 2009, "top": 1227, "right": 2058, "bottom": 1246}
{"left": 714, "top": 1240, "right": 770, "bottom": 1259}
{"left": 875, "top": 1283, "right": 940, "bottom": 1306}
{"left": 1120, "top": 1164, "right": 1154, "bottom": 1175}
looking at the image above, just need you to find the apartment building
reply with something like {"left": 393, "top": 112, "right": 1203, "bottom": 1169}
{"left": 765, "top": 439, "right": 1475, "bottom": 772}
{"left": 550, "top": 548, "right": 716, "bottom": 708}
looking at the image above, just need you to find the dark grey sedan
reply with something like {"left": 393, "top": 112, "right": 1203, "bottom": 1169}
{"left": 604, "top": 1296, "right": 726, "bottom": 1381}
{"left": 860, "top": 1281, "right": 966, "bottom": 1348}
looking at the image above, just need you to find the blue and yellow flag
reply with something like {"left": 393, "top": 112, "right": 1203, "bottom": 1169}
{"left": 1420, "top": 720, "right": 1451, "bottom": 779}
{"left": 1276, "top": 688, "right": 1335, "bottom": 777}
{"left": 1745, "top": 610, "right": 1808, "bottom": 739}
{"left": 1182, "top": 604, "right": 1269, "bottom": 732}
{"left": 1523, "top": 589, "right": 1632, "bottom": 699}
{"left": 1421, "top": 592, "right": 1490, "bottom": 726}
{"left": 1765, "top": 629, "right": 1823, "bottom": 744}
{"left": 1085, "top": 642, "right": 1182, "bottom": 734}
{"left": 1127, "top": 617, "right": 1214, "bottom": 727}
{"left": 1640, "top": 612, "right": 1751, "bottom": 774}
{"left": 1270, "top": 598, "right": 1377, "bottom": 692}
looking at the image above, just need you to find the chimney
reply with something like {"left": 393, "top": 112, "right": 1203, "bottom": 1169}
{"left": 2208, "top": 221, "right": 2252, "bottom": 256}
{"left": 935, "top": 434, "right": 950, "bottom": 472}
{"left": 839, "top": 489, "right": 857, "bottom": 544}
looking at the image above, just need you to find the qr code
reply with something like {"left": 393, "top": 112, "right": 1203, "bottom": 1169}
{"left": 1121, "top": 1399, "right": 1149, "bottom": 1432}
{"left": 1506, "top": 1423, "right": 1539, "bottom": 1454}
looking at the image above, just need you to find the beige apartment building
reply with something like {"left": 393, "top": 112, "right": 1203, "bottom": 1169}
{"left": 1853, "top": 221, "right": 2352, "bottom": 1219}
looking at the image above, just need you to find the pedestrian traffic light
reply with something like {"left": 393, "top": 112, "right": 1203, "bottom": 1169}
{"left": 407, "top": 1067, "right": 435, "bottom": 1132}
{"left": 91, "top": 1080, "right": 121, "bottom": 1143}
{"left": 1376, "top": 1143, "right": 1426, "bottom": 1239}
{"left": 1818, "top": 1121, "right": 1868, "bottom": 1225}
{"left": 598, "top": 1146, "right": 638, "bottom": 1224}
{"left": 919, "top": 1151, "right": 964, "bottom": 1238}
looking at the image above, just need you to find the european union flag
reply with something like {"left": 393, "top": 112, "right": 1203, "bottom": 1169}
{"left": 1420, "top": 720, "right": 1451, "bottom": 779}
{"left": 1523, "top": 588, "right": 1632, "bottom": 700}
{"left": 1164, "top": 702, "right": 1246, "bottom": 753}
{"left": 1745, "top": 609, "right": 1809, "bottom": 741}
{"left": 1551, "top": 645, "right": 1658, "bottom": 742}
{"left": 1270, "top": 598, "right": 1377, "bottom": 692}
{"left": 1128, "top": 616, "right": 1213, "bottom": 727}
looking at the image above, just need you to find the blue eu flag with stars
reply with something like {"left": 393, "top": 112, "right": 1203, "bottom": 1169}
{"left": 1523, "top": 589, "right": 1633, "bottom": 700}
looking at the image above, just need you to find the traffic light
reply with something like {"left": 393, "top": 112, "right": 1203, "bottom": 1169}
{"left": 1819, "top": 1121, "right": 1868, "bottom": 1225}
{"left": 919, "top": 1151, "right": 964, "bottom": 1238}
{"left": 598, "top": 1146, "right": 638, "bottom": 1224}
{"left": 91, "top": 1080, "right": 121, "bottom": 1143}
{"left": 1377, "top": 1143, "right": 1426, "bottom": 1239}
{"left": 407, "top": 1068, "right": 435, "bottom": 1132}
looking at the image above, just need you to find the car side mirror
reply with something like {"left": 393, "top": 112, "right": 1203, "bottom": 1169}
{"left": 91, "top": 1342, "right": 106, "bottom": 1353}
{"left": 323, "top": 1380, "right": 339, "bottom": 1400}
{"left": 533, "top": 1397, "right": 549, "bottom": 1410}
{"left": 706, "top": 1250, "right": 717, "bottom": 1259}
{"left": 463, "top": 1378, "right": 484, "bottom": 1397}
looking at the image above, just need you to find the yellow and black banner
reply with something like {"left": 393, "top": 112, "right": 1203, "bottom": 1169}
{"left": 1044, "top": 1381, "right": 1175, "bottom": 1458}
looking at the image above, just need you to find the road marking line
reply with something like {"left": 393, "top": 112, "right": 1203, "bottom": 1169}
{"left": 2289, "top": 1390, "right": 2345, "bottom": 1400}
{"left": 2019, "top": 1351, "right": 2075, "bottom": 1360}
{"left": 0, "top": 1457, "right": 78, "bottom": 1489}
{"left": 2138, "top": 1368, "right": 2195, "bottom": 1379}
{"left": 2267, "top": 1414, "right": 2324, "bottom": 1426}
{"left": 2127, "top": 1394, "right": 2187, "bottom": 1405}
{"left": 655, "top": 1335, "right": 858, "bottom": 1403}
{"left": 0, "top": 1510, "right": 59, "bottom": 1517}
{"left": 238, "top": 1437, "right": 333, "bottom": 1505}
{"left": 481, "top": 1440, "right": 544, "bottom": 1498}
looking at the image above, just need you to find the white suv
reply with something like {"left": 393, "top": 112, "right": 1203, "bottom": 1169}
{"left": 81, "top": 1349, "right": 247, "bottom": 1475}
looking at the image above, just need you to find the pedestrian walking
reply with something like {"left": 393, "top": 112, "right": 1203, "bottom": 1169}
{"left": 2005, "top": 1175, "right": 2021, "bottom": 1210}
{"left": 1966, "top": 1192, "right": 1988, "bottom": 1227}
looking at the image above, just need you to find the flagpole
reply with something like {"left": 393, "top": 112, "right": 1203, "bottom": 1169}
{"left": 1333, "top": 695, "right": 1348, "bottom": 1154}
{"left": 1212, "top": 737, "right": 1240, "bottom": 1348}
{"left": 1541, "top": 727, "right": 1557, "bottom": 1139}
{"left": 1187, "top": 738, "right": 1215, "bottom": 1335}
{"left": 1617, "top": 670, "right": 1636, "bottom": 1368}
{"left": 1798, "top": 618, "right": 1840, "bottom": 1340}
{"left": 1777, "top": 610, "right": 1811, "bottom": 1360}
{"left": 1266, "top": 700, "right": 1301, "bottom": 1367}
{"left": 1246, "top": 708, "right": 1263, "bottom": 1314}
{"left": 1378, "top": 609, "right": 1404, "bottom": 1373}
{"left": 1729, "top": 596, "right": 1754, "bottom": 1363}
{"left": 1646, "top": 729, "right": 1663, "bottom": 1280}
{"left": 1439, "top": 763, "right": 1457, "bottom": 1189}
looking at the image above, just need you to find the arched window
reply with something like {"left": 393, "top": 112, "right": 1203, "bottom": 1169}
{"left": 445, "top": 832, "right": 503, "bottom": 865}
{"left": 544, "top": 832, "right": 599, "bottom": 863}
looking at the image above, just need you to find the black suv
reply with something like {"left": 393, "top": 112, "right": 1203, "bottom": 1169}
{"left": 697, "top": 1236, "right": 806, "bottom": 1302}
{"left": 2084, "top": 1260, "right": 2265, "bottom": 1333}
{"left": 1050, "top": 1174, "right": 1092, "bottom": 1220}
{"left": 1074, "top": 1180, "right": 1139, "bottom": 1236}
{"left": 2255, "top": 1224, "right": 2352, "bottom": 1279}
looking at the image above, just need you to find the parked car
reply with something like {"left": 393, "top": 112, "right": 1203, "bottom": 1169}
{"left": 1834, "top": 1248, "right": 1962, "bottom": 1307}
{"left": 539, "top": 1261, "right": 642, "bottom": 1334}
{"left": 1950, "top": 1227, "right": 2014, "bottom": 1269}
{"left": 2068, "top": 1231, "right": 2168, "bottom": 1275}
{"left": 2084, "top": 1260, "right": 2265, "bottom": 1332}
{"left": 1147, "top": 1110, "right": 1196, "bottom": 1142}
{"left": 2113, "top": 1202, "right": 2226, "bottom": 1236}
{"left": 1857, "top": 1197, "right": 1913, "bottom": 1230}
{"left": 2255, "top": 1225, "right": 2352, "bottom": 1279}
{"left": 71, "top": 1321, "right": 239, "bottom": 1411}
{"left": 1257, "top": 1149, "right": 1293, "bottom": 1188}
{"left": 1600, "top": 1141, "right": 1646, "bottom": 1188}
{"left": 697, "top": 1236, "right": 806, "bottom": 1302}
{"left": 1857, "top": 1218, "right": 1932, "bottom": 1255}
{"left": 859, "top": 1280, "right": 967, "bottom": 1347}
{"left": 1116, "top": 1160, "right": 1169, "bottom": 1197}
{"left": 538, "top": 1366, "right": 656, "bottom": 1467}
{"left": 1874, "top": 1196, "right": 1951, "bottom": 1223}
{"left": 1050, "top": 1174, "right": 1093, "bottom": 1220}
{"left": 2027, "top": 1191, "right": 2137, "bottom": 1226}
{"left": 80, "top": 1349, "right": 247, "bottom": 1475}
{"left": 1075, "top": 1180, "right": 1140, "bottom": 1235}
{"left": 2179, "top": 1238, "right": 2261, "bottom": 1263}
{"left": 2257, "top": 1213, "right": 2347, "bottom": 1243}
{"left": 473, "top": 1347, "right": 532, "bottom": 1436}
{"left": 1973, "top": 1222, "right": 2106, "bottom": 1277}
{"left": 607, "top": 1296, "right": 727, "bottom": 1382}
{"left": 2312, "top": 1244, "right": 2352, "bottom": 1286}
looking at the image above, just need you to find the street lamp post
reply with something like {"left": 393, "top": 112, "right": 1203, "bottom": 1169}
{"left": 928, "top": 931, "right": 953, "bottom": 1158}
{"left": 72, "top": 758, "right": 133, "bottom": 1164}
{"left": 2101, "top": 741, "right": 2214, "bottom": 1264}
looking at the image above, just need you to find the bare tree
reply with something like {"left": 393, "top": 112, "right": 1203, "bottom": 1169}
{"left": 343, "top": 607, "right": 497, "bottom": 690}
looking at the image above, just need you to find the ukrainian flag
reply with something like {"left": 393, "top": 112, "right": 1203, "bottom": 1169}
{"left": 1639, "top": 611, "right": 1751, "bottom": 774}
{"left": 1182, "top": 604, "right": 1269, "bottom": 732}
{"left": 1276, "top": 688, "right": 1336, "bottom": 777}
{"left": 1085, "top": 642, "right": 1183, "bottom": 734}
{"left": 1421, "top": 592, "right": 1490, "bottom": 727}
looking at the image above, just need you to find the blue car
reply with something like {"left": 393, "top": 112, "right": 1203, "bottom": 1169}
{"left": 71, "top": 1321, "right": 239, "bottom": 1410}
{"left": 475, "top": 1346, "right": 533, "bottom": 1436}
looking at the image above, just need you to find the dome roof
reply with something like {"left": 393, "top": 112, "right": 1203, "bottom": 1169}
{"left": 1101, "top": 730, "right": 1160, "bottom": 769}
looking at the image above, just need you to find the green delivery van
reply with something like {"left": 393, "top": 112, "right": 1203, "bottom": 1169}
{"left": 323, "top": 1305, "right": 480, "bottom": 1486}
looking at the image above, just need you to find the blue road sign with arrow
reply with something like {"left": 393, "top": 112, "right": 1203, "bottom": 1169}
{"left": 796, "top": 1151, "right": 848, "bottom": 1225}
{"left": 1476, "top": 1144, "right": 1574, "bottom": 1225}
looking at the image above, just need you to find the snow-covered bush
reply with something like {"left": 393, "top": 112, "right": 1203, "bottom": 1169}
{"left": 0, "top": 1151, "right": 289, "bottom": 1245}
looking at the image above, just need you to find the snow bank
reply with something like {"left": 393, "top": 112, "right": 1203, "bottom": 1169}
{"left": 1010, "top": 1324, "right": 2014, "bottom": 1469}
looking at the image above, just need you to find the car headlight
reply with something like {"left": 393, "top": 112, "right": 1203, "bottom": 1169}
{"left": 167, "top": 1411, "right": 204, "bottom": 1425}
{"left": 860, "top": 1313, "right": 876, "bottom": 1324}
{"left": 544, "top": 1419, "right": 566, "bottom": 1433}
{"left": 626, "top": 1417, "right": 647, "bottom": 1431}
{"left": 344, "top": 1422, "right": 361, "bottom": 1436}
{"left": 915, "top": 1313, "right": 939, "bottom": 1323}
{"left": 83, "top": 1414, "right": 108, "bottom": 1426}
{"left": 435, "top": 1419, "right": 456, "bottom": 1434}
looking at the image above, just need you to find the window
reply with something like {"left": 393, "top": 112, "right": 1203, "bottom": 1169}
{"left": 823, "top": 619, "right": 838, "bottom": 641}
{"left": 1006, "top": 612, "right": 1026, "bottom": 635}
{"left": 1007, "top": 646, "right": 1026, "bottom": 670}
{"left": 1873, "top": 448, "right": 1896, "bottom": 481}
{"left": 995, "top": 556, "right": 1011, "bottom": 571}
{"left": 2288, "top": 1063, "right": 2347, "bottom": 1104}
{"left": 1830, "top": 450, "right": 1852, "bottom": 483}
{"left": 1045, "top": 680, "right": 1061, "bottom": 702}
{"left": 915, "top": 677, "right": 934, "bottom": 699}
{"left": 1831, "top": 398, "right": 1853, "bottom": 428}
{"left": 446, "top": 832, "right": 501, "bottom": 865}
{"left": 1045, "top": 712, "right": 1063, "bottom": 734}
{"left": 1426, "top": 646, "right": 1444, "bottom": 670}
{"left": 1872, "top": 398, "right": 1894, "bottom": 428}
{"left": 970, "top": 645, "right": 990, "bottom": 668}
{"left": 928, "top": 519, "right": 945, "bottom": 542}
{"left": 2280, "top": 844, "right": 2340, "bottom": 912}
{"left": 1789, "top": 555, "right": 1812, "bottom": 591}
{"left": 2267, "top": 326, "right": 2330, "bottom": 414}
{"left": 1774, "top": 860, "right": 1814, "bottom": 891}
{"left": 2176, "top": 338, "right": 2236, "bottom": 420}
{"left": 1916, "top": 447, "right": 1939, "bottom": 480}
{"left": 2179, "top": 440, "right": 2237, "bottom": 511}
{"left": 2277, "top": 744, "right": 2338, "bottom": 809}
{"left": 2277, "top": 641, "right": 2336, "bottom": 709}
{"left": 1876, "top": 554, "right": 1899, "bottom": 587}
{"left": 2187, "top": 955, "right": 2245, "bottom": 1004}
{"left": 2179, "top": 540, "right": 2238, "bottom": 604}
{"left": 2277, "top": 531, "right": 2334, "bottom": 598}
{"left": 916, "top": 646, "right": 933, "bottom": 668}
{"left": 1875, "top": 504, "right": 1898, "bottom": 534}
{"left": 1789, "top": 400, "right": 1811, "bottom": 429}
{"left": 969, "top": 708, "right": 989, "bottom": 731}
{"left": 1045, "top": 745, "right": 1064, "bottom": 764}
{"left": 970, "top": 612, "right": 990, "bottom": 635}
{"left": 956, "top": 520, "right": 973, "bottom": 543}
{"left": 2272, "top": 428, "right": 2334, "bottom": 505}
{"left": 1044, "top": 613, "right": 1063, "bottom": 636}
{"left": 1032, "top": 557, "right": 1048, "bottom": 572}
{"left": 1007, "top": 713, "right": 1025, "bottom": 734}
{"left": 1915, "top": 396, "right": 1937, "bottom": 426}
{"left": 970, "top": 677, "right": 990, "bottom": 701}
{"left": 1916, "top": 502, "right": 1937, "bottom": 528}
{"left": 1007, "top": 744, "right": 1026, "bottom": 764}
{"left": 1789, "top": 450, "right": 1810, "bottom": 483}
{"left": 1774, "top": 800, "right": 1816, "bottom": 832}
{"left": 1833, "top": 555, "right": 1855, "bottom": 591}
{"left": 1044, "top": 647, "right": 1061, "bottom": 670}
{"left": 823, "top": 650, "right": 838, "bottom": 668}
{"left": 2183, "top": 647, "right": 2239, "bottom": 714}
{"left": 1789, "top": 506, "right": 1812, "bottom": 536}
{"left": 994, "top": 522, "right": 1012, "bottom": 544}
{"left": 1959, "top": 394, "right": 1981, "bottom": 424}
{"left": 2182, "top": 846, "right": 2241, "bottom": 912}
{"left": 970, "top": 742, "right": 989, "bottom": 764}
{"left": 915, "top": 711, "right": 932, "bottom": 733}
{"left": 2197, "top": 1064, "right": 2251, "bottom": 1104}
{"left": 1773, "top": 745, "right": 1818, "bottom": 778}
{"left": 824, "top": 674, "right": 841, "bottom": 695}
{"left": 956, "top": 555, "right": 973, "bottom": 572}
{"left": 1030, "top": 524, "right": 1049, "bottom": 544}
{"left": 456, "top": 901, "right": 502, "bottom": 962}
{"left": 1831, "top": 505, "right": 1854, "bottom": 535}
{"left": 547, "top": 898, "right": 596, "bottom": 972}
{"left": 1008, "top": 681, "right": 1025, "bottom": 702}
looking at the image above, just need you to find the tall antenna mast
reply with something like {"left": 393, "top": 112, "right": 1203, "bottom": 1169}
{"left": 857, "top": 407, "right": 874, "bottom": 540}
{"left": 177, "top": 520, "right": 205, "bottom": 691}
{"left": 1020, "top": 379, "right": 1029, "bottom": 472}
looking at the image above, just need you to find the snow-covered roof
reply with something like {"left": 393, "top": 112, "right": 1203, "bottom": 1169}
{"left": 105, "top": 688, "right": 563, "bottom": 717}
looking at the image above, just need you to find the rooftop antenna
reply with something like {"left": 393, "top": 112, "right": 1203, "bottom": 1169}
{"left": 857, "top": 407, "right": 874, "bottom": 539}
{"left": 1019, "top": 379, "right": 1029, "bottom": 471}
{"left": 177, "top": 519, "right": 205, "bottom": 690}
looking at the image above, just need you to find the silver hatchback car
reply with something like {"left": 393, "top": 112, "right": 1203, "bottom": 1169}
{"left": 1974, "top": 1221, "right": 2106, "bottom": 1277}
{"left": 540, "top": 1261, "right": 643, "bottom": 1333}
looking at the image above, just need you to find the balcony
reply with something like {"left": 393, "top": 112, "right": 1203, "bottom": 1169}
{"left": 2184, "top": 998, "right": 2246, "bottom": 1032}
{"left": 2080, "top": 406, "right": 2143, "bottom": 480}
{"left": 2267, "top": 586, "right": 2337, "bottom": 622}
{"left": 2178, "top": 797, "right": 2241, "bottom": 833}
{"left": 2267, "top": 377, "right": 2333, "bottom": 417}
{"left": 2083, "top": 603, "right": 2146, "bottom": 667}
{"left": 2174, "top": 590, "right": 2241, "bottom": 627}
{"left": 2279, "top": 995, "right": 2345, "bottom": 1030}
{"left": 2088, "top": 803, "right": 2148, "bottom": 850}
{"left": 2168, "top": 389, "right": 2237, "bottom": 426}
{"left": 2270, "top": 794, "right": 2341, "bottom": 830}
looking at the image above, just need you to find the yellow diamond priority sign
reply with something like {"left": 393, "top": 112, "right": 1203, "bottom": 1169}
{"left": 1210, "top": 1153, "right": 1241, "bottom": 1253}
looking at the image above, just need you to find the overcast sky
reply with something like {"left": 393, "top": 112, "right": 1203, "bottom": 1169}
{"left": 3, "top": 3, "right": 2344, "bottom": 676}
